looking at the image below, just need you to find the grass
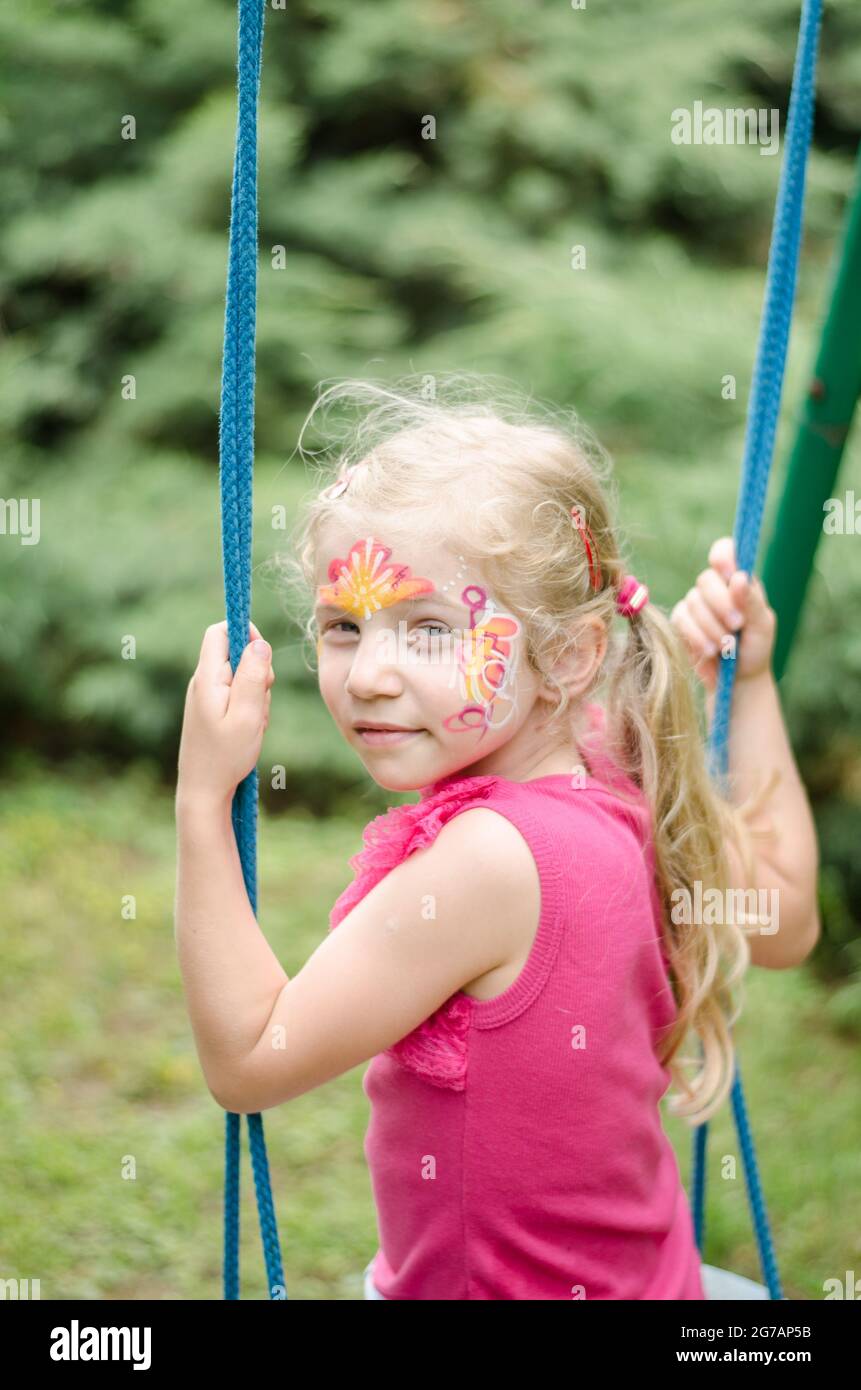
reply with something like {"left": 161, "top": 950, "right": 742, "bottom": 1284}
{"left": 0, "top": 759, "right": 857, "bottom": 1300}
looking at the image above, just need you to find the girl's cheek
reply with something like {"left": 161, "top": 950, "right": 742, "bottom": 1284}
{"left": 316, "top": 643, "right": 341, "bottom": 702}
{"left": 434, "top": 655, "right": 471, "bottom": 725}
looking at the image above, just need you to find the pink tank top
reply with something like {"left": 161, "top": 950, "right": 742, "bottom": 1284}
{"left": 328, "top": 704, "right": 706, "bottom": 1300}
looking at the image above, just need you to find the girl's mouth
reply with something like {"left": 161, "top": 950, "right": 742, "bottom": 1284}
{"left": 356, "top": 728, "right": 424, "bottom": 747}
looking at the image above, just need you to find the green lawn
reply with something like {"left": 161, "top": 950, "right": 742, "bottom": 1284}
{"left": 0, "top": 760, "right": 857, "bottom": 1300}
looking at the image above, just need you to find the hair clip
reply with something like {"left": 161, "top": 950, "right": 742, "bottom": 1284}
{"left": 615, "top": 574, "right": 649, "bottom": 618}
{"left": 321, "top": 464, "right": 360, "bottom": 501}
{"left": 570, "top": 506, "right": 602, "bottom": 591}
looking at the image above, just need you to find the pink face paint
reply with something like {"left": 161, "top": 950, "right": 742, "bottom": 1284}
{"left": 317, "top": 537, "right": 435, "bottom": 620}
{"left": 442, "top": 584, "right": 522, "bottom": 741}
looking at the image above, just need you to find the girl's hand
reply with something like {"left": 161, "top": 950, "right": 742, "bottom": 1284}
{"left": 670, "top": 537, "right": 776, "bottom": 694}
{"left": 177, "top": 620, "right": 275, "bottom": 805}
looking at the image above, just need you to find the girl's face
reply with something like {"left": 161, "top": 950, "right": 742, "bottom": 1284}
{"left": 313, "top": 524, "right": 554, "bottom": 791}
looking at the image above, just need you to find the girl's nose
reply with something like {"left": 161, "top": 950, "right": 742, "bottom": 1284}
{"left": 344, "top": 627, "right": 405, "bottom": 700}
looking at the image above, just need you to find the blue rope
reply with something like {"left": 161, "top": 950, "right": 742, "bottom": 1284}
{"left": 694, "top": 0, "right": 822, "bottom": 1301}
{"left": 218, "top": 0, "right": 286, "bottom": 1301}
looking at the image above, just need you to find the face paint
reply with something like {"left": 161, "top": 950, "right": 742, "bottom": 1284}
{"left": 317, "top": 536, "right": 436, "bottom": 621}
{"left": 442, "top": 584, "right": 522, "bottom": 741}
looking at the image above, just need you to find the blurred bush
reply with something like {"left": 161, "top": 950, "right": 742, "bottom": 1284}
{"left": 0, "top": 0, "right": 859, "bottom": 981}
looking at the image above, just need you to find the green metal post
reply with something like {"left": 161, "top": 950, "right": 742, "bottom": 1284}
{"left": 762, "top": 145, "right": 861, "bottom": 681}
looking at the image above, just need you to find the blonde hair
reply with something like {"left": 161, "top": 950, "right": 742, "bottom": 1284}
{"left": 276, "top": 371, "right": 771, "bottom": 1126}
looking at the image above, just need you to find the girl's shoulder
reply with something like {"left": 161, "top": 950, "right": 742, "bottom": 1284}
{"left": 328, "top": 773, "right": 503, "bottom": 933}
{"left": 328, "top": 775, "right": 509, "bottom": 1092}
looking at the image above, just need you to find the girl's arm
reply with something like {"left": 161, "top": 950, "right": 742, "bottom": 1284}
{"left": 174, "top": 619, "right": 289, "bottom": 1102}
{"left": 175, "top": 789, "right": 289, "bottom": 1103}
{"left": 175, "top": 625, "right": 538, "bottom": 1114}
{"left": 671, "top": 537, "right": 821, "bottom": 970}
{"left": 176, "top": 801, "right": 537, "bottom": 1114}
{"left": 705, "top": 668, "right": 821, "bottom": 969}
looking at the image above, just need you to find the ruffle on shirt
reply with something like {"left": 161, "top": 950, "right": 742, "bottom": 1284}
{"left": 328, "top": 774, "right": 502, "bottom": 1090}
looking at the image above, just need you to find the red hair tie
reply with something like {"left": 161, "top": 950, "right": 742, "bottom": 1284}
{"left": 570, "top": 507, "right": 602, "bottom": 591}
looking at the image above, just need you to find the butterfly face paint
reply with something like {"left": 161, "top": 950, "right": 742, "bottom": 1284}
{"left": 442, "top": 584, "right": 522, "bottom": 741}
{"left": 314, "top": 527, "right": 544, "bottom": 791}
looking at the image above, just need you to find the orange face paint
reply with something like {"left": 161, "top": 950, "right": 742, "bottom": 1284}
{"left": 317, "top": 536, "right": 436, "bottom": 620}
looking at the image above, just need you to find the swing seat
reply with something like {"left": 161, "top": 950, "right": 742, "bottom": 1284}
{"left": 363, "top": 1259, "right": 385, "bottom": 1300}
{"left": 362, "top": 1259, "right": 770, "bottom": 1300}
{"left": 701, "top": 1263, "right": 769, "bottom": 1300}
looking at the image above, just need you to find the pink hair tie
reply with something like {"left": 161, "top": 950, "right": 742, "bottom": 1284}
{"left": 616, "top": 574, "right": 649, "bottom": 618}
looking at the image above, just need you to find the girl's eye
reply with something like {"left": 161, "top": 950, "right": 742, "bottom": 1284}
{"left": 321, "top": 620, "right": 453, "bottom": 635}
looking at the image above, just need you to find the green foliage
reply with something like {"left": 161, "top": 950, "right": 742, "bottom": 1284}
{"left": 0, "top": 0, "right": 859, "bottom": 957}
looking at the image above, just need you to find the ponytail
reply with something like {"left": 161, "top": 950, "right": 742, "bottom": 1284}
{"left": 603, "top": 600, "right": 755, "bottom": 1124}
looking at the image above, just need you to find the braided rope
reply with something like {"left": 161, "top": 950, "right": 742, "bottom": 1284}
{"left": 218, "top": 0, "right": 286, "bottom": 1300}
{"left": 694, "top": 0, "right": 823, "bottom": 1301}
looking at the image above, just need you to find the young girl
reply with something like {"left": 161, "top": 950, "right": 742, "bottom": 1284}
{"left": 175, "top": 376, "right": 821, "bottom": 1300}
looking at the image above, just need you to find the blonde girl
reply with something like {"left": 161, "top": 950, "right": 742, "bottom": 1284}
{"left": 175, "top": 374, "right": 820, "bottom": 1300}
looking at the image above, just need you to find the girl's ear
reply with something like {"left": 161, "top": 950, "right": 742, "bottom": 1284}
{"left": 537, "top": 617, "right": 608, "bottom": 705}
